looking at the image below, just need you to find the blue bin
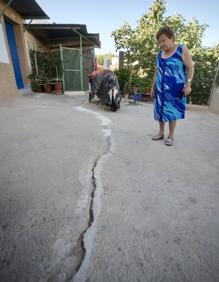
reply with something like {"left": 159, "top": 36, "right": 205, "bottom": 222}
{"left": 133, "top": 93, "right": 143, "bottom": 101}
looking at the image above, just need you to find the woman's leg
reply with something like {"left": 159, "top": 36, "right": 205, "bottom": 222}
{"left": 168, "top": 121, "right": 176, "bottom": 140}
{"left": 152, "top": 121, "right": 165, "bottom": 140}
{"left": 159, "top": 121, "right": 165, "bottom": 135}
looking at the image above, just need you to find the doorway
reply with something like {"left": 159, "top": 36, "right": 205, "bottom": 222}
{"left": 5, "top": 19, "right": 24, "bottom": 89}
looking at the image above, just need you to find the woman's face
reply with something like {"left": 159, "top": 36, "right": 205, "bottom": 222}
{"left": 157, "top": 34, "right": 174, "bottom": 51}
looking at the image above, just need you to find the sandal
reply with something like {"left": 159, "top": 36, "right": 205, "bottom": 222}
{"left": 165, "top": 138, "right": 174, "bottom": 146}
{"left": 152, "top": 133, "right": 164, "bottom": 140}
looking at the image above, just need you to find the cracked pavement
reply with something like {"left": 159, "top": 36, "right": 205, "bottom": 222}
{"left": 0, "top": 93, "right": 219, "bottom": 282}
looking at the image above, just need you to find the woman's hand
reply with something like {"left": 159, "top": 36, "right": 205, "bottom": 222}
{"left": 183, "top": 83, "right": 192, "bottom": 96}
{"left": 150, "top": 87, "right": 155, "bottom": 97}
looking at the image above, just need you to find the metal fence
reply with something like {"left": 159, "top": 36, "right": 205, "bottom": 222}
{"left": 60, "top": 46, "right": 95, "bottom": 92}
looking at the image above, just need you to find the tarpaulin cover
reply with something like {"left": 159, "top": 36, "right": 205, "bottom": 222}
{"left": 88, "top": 70, "right": 121, "bottom": 111}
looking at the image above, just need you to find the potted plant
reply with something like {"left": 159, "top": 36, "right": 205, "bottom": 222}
{"left": 31, "top": 80, "right": 41, "bottom": 92}
{"left": 43, "top": 77, "right": 52, "bottom": 93}
{"left": 54, "top": 80, "right": 62, "bottom": 93}
{"left": 28, "top": 73, "right": 40, "bottom": 92}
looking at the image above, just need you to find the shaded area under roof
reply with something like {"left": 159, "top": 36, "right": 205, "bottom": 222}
{"left": 26, "top": 23, "right": 101, "bottom": 48}
{"left": 3, "top": 0, "right": 49, "bottom": 19}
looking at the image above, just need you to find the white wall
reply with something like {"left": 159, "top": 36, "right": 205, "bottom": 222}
{"left": 209, "top": 86, "right": 219, "bottom": 114}
{"left": 0, "top": 23, "right": 9, "bottom": 64}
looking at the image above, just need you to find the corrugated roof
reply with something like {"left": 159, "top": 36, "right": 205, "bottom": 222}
{"left": 26, "top": 23, "right": 100, "bottom": 48}
{"left": 3, "top": 0, "right": 49, "bottom": 19}
{"left": 27, "top": 23, "right": 87, "bottom": 35}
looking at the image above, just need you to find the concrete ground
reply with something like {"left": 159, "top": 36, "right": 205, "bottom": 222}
{"left": 0, "top": 93, "right": 219, "bottom": 282}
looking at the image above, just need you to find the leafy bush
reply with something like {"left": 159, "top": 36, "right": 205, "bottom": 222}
{"left": 112, "top": 0, "right": 219, "bottom": 105}
{"left": 114, "top": 68, "right": 131, "bottom": 94}
{"left": 114, "top": 68, "right": 153, "bottom": 95}
{"left": 189, "top": 46, "right": 219, "bottom": 105}
{"left": 29, "top": 50, "right": 62, "bottom": 80}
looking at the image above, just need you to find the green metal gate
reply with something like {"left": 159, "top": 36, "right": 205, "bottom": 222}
{"left": 60, "top": 46, "right": 95, "bottom": 92}
{"left": 83, "top": 48, "right": 95, "bottom": 91}
{"left": 60, "top": 46, "right": 81, "bottom": 91}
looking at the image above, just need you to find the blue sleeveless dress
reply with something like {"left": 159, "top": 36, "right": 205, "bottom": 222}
{"left": 154, "top": 44, "right": 187, "bottom": 122}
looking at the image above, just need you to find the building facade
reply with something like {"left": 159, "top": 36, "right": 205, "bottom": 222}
{"left": 0, "top": 0, "right": 49, "bottom": 96}
{"left": 0, "top": 0, "right": 100, "bottom": 96}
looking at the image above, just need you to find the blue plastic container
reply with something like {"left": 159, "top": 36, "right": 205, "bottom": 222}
{"left": 133, "top": 93, "right": 143, "bottom": 101}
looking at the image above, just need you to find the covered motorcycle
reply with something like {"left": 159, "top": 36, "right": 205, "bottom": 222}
{"left": 88, "top": 69, "right": 121, "bottom": 112}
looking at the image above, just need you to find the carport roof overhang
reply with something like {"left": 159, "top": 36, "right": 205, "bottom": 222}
{"left": 3, "top": 0, "right": 49, "bottom": 19}
{"left": 26, "top": 24, "right": 101, "bottom": 48}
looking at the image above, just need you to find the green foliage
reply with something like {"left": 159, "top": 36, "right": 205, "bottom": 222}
{"left": 166, "top": 16, "right": 207, "bottom": 49}
{"left": 114, "top": 68, "right": 152, "bottom": 95}
{"left": 29, "top": 50, "right": 62, "bottom": 80}
{"left": 112, "top": 0, "right": 166, "bottom": 77}
{"left": 31, "top": 80, "right": 41, "bottom": 92}
{"left": 190, "top": 45, "right": 219, "bottom": 104}
{"left": 111, "top": 0, "right": 219, "bottom": 105}
{"left": 114, "top": 68, "right": 131, "bottom": 94}
{"left": 29, "top": 50, "right": 63, "bottom": 92}
{"left": 96, "top": 54, "right": 104, "bottom": 65}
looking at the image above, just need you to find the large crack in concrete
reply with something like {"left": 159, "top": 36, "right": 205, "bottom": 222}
{"left": 71, "top": 106, "right": 113, "bottom": 282}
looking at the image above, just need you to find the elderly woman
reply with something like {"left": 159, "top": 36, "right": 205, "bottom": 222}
{"left": 151, "top": 26, "right": 194, "bottom": 146}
